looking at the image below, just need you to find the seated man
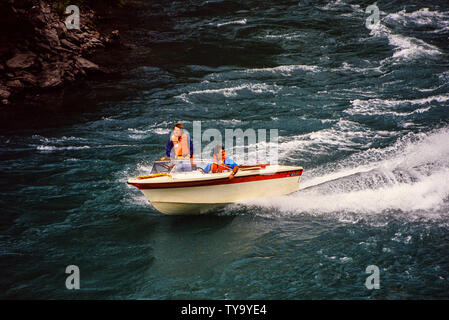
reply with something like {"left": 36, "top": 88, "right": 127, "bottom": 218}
{"left": 204, "top": 145, "right": 239, "bottom": 180}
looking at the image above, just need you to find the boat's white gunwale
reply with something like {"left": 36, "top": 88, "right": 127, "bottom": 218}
{"left": 128, "top": 165, "right": 303, "bottom": 185}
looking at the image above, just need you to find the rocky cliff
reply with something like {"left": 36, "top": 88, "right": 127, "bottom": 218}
{"left": 0, "top": 0, "right": 126, "bottom": 106}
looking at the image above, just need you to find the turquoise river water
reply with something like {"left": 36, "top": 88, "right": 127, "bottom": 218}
{"left": 1, "top": 0, "right": 449, "bottom": 299}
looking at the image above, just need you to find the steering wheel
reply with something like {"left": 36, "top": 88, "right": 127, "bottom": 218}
{"left": 158, "top": 163, "right": 170, "bottom": 169}
{"left": 197, "top": 167, "right": 206, "bottom": 174}
{"left": 158, "top": 163, "right": 175, "bottom": 171}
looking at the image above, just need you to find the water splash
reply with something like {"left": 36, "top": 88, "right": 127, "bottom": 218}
{"left": 244, "top": 127, "right": 449, "bottom": 220}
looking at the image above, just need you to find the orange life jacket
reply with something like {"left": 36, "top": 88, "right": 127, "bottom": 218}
{"left": 171, "top": 133, "right": 190, "bottom": 158}
{"left": 211, "top": 151, "right": 230, "bottom": 173}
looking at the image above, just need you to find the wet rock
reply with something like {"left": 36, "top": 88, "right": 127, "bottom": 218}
{"left": 0, "top": 85, "right": 11, "bottom": 100}
{"left": 14, "top": 70, "right": 38, "bottom": 86}
{"left": 80, "top": 36, "right": 104, "bottom": 54}
{"left": 105, "top": 29, "right": 122, "bottom": 47}
{"left": 65, "top": 31, "right": 82, "bottom": 45}
{"left": 39, "top": 62, "right": 63, "bottom": 88}
{"left": 6, "top": 52, "right": 37, "bottom": 69}
{"left": 35, "top": 42, "right": 53, "bottom": 53}
{"left": 110, "top": 29, "right": 120, "bottom": 39}
{"left": 58, "top": 21, "right": 68, "bottom": 36}
{"left": 41, "top": 3, "right": 51, "bottom": 15}
{"left": 60, "top": 39, "right": 78, "bottom": 51}
{"left": 42, "top": 27, "right": 61, "bottom": 47}
{"left": 55, "top": 45, "right": 74, "bottom": 54}
{"left": 64, "top": 70, "right": 76, "bottom": 82}
{"left": 0, "top": 0, "right": 126, "bottom": 108}
{"left": 75, "top": 56, "right": 100, "bottom": 72}
{"left": 30, "top": 10, "right": 46, "bottom": 27}
{"left": 12, "top": 0, "right": 34, "bottom": 9}
{"left": 6, "top": 79, "right": 24, "bottom": 89}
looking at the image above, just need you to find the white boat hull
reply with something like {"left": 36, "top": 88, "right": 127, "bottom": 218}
{"left": 128, "top": 165, "right": 302, "bottom": 215}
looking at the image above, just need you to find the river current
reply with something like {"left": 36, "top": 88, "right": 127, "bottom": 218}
{"left": 1, "top": 0, "right": 449, "bottom": 299}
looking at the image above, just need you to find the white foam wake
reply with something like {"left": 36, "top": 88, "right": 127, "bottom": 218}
{"left": 244, "top": 64, "right": 319, "bottom": 75}
{"left": 384, "top": 8, "right": 449, "bottom": 31}
{"left": 244, "top": 127, "right": 449, "bottom": 220}
{"left": 216, "top": 18, "right": 247, "bottom": 28}
{"left": 276, "top": 119, "right": 391, "bottom": 161}
{"left": 347, "top": 94, "right": 449, "bottom": 117}
{"left": 369, "top": 23, "right": 441, "bottom": 61}
{"left": 252, "top": 169, "right": 449, "bottom": 214}
{"left": 175, "top": 82, "right": 281, "bottom": 103}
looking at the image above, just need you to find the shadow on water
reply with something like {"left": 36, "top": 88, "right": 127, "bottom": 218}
{"left": 116, "top": 205, "right": 238, "bottom": 238}
{"left": 159, "top": 212, "right": 237, "bottom": 234}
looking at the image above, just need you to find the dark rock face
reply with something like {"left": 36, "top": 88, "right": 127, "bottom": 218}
{"left": 39, "top": 61, "right": 63, "bottom": 88}
{"left": 0, "top": 0, "right": 124, "bottom": 106}
{"left": 0, "top": 84, "right": 11, "bottom": 100}
{"left": 75, "top": 56, "right": 100, "bottom": 72}
{"left": 6, "top": 52, "right": 38, "bottom": 69}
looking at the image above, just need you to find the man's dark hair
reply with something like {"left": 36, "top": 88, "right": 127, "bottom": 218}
{"left": 213, "top": 144, "right": 224, "bottom": 156}
{"left": 174, "top": 123, "right": 184, "bottom": 129}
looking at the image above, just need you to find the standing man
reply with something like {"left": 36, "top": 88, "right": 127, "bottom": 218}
{"left": 164, "top": 123, "right": 193, "bottom": 160}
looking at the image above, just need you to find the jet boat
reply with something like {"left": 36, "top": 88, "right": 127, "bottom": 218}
{"left": 127, "top": 160, "right": 303, "bottom": 215}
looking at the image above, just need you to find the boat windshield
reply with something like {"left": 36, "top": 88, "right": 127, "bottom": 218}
{"left": 150, "top": 160, "right": 211, "bottom": 174}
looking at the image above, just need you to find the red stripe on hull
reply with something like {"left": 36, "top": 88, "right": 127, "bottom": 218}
{"left": 128, "top": 169, "right": 303, "bottom": 190}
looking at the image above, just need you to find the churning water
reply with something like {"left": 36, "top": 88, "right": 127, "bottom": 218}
{"left": 1, "top": 0, "right": 448, "bottom": 299}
